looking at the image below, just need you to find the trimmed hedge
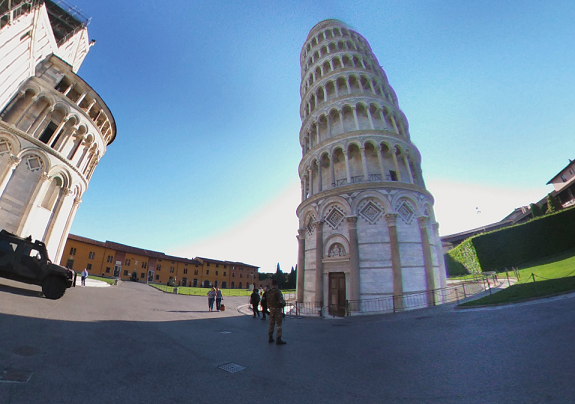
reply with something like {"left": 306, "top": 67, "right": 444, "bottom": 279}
{"left": 445, "top": 206, "right": 575, "bottom": 275}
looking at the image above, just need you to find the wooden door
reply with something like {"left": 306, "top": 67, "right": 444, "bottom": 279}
{"left": 329, "top": 272, "right": 346, "bottom": 317}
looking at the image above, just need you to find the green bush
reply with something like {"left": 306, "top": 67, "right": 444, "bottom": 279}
{"left": 445, "top": 238, "right": 481, "bottom": 276}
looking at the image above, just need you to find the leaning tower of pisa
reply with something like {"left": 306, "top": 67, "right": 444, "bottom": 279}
{"left": 296, "top": 20, "right": 446, "bottom": 315}
{"left": 0, "top": 1, "right": 115, "bottom": 263}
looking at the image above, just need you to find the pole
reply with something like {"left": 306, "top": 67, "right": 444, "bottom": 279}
{"left": 462, "top": 283, "right": 467, "bottom": 298}
{"left": 506, "top": 270, "right": 510, "bottom": 287}
{"left": 455, "top": 287, "right": 459, "bottom": 304}
{"left": 532, "top": 273, "right": 538, "bottom": 295}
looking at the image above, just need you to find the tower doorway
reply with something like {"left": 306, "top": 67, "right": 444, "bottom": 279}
{"left": 329, "top": 272, "right": 346, "bottom": 317}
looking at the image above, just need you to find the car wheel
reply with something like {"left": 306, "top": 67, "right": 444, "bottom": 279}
{"left": 42, "top": 276, "right": 67, "bottom": 300}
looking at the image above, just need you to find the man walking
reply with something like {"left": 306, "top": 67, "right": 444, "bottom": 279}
{"left": 267, "top": 279, "right": 286, "bottom": 345}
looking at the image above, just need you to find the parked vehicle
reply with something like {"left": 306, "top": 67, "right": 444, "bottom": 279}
{"left": 0, "top": 230, "right": 76, "bottom": 299}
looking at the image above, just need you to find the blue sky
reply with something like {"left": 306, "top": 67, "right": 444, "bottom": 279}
{"left": 65, "top": 0, "right": 575, "bottom": 272}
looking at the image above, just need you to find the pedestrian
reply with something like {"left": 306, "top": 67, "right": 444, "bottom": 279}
{"left": 215, "top": 287, "right": 222, "bottom": 311}
{"left": 260, "top": 286, "right": 269, "bottom": 320}
{"left": 250, "top": 288, "right": 260, "bottom": 318}
{"left": 207, "top": 287, "right": 216, "bottom": 312}
{"left": 267, "top": 279, "right": 286, "bottom": 345}
{"left": 81, "top": 268, "right": 88, "bottom": 287}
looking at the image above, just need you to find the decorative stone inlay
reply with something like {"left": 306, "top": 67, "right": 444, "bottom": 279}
{"left": 25, "top": 155, "right": 42, "bottom": 172}
{"left": 325, "top": 206, "right": 344, "bottom": 228}
{"left": 359, "top": 200, "right": 383, "bottom": 224}
{"left": 328, "top": 243, "right": 346, "bottom": 257}
{"left": 0, "top": 140, "right": 11, "bottom": 154}
{"left": 306, "top": 215, "right": 316, "bottom": 235}
{"left": 396, "top": 201, "right": 415, "bottom": 224}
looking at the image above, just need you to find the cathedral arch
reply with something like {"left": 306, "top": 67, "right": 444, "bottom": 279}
{"left": 17, "top": 149, "right": 50, "bottom": 172}
{"left": 392, "top": 194, "right": 420, "bottom": 225}
{"left": 324, "top": 234, "right": 350, "bottom": 258}
{"left": 319, "top": 195, "right": 350, "bottom": 220}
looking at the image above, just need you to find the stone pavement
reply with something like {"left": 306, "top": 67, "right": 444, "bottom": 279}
{"left": 1, "top": 278, "right": 574, "bottom": 404}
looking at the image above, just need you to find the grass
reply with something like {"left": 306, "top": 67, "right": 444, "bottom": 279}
{"left": 149, "top": 285, "right": 297, "bottom": 297}
{"left": 87, "top": 275, "right": 115, "bottom": 285}
{"left": 459, "top": 250, "right": 575, "bottom": 306}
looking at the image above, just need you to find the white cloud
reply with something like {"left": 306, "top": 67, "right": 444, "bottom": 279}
{"left": 169, "top": 181, "right": 301, "bottom": 274}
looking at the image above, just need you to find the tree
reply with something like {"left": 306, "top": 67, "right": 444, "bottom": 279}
{"left": 546, "top": 193, "right": 562, "bottom": 214}
{"left": 286, "top": 266, "right": 297, "bottom": 289}
{"left": 273, "top": 263, "right": 284, "bottom": 288}
{"left": 530, "top": 203, "right": 544, "bottom": 218}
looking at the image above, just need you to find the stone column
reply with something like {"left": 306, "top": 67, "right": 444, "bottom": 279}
{"left": 31, "top": 106, "right": 55, "bottom": 136}
{"left": 403, "top": 154, "right": 414, "bottom": 184}
{"left": 360, "top": 147, "right": 369, "bottom": 181}
{"left": 48, "top": 117, "right": 69, "bottom": 146}
{"left": 14, "top": 96, "right": 39, "bottom": 127}
{"left": 346, "top": 216, "right": 360, "bottom": 302}
{"left": 322, "top": 87, "right": 328, "bottom": 103}
{"left": 86, "top": 100, "right": 97, "bottom": 115}
{"left": 345, "top": 77, "right": 351, "bottom": 93}
{"left": 385, "top": 213, "right": 403, "bottom": 309}
{"left": 296, "top": 229, "right": 306, "bottom": 303}
{"left": 54, "top": 197, "right": 81, "bottom": 263}
{"left": 418, "top": 216, "right": 435, "bottom": 306}
{"left": 314, "top": 221, "right": 324, "bottom": 308}
{"left": 366, "top": 108, "right": 375, "bottom": 129}
{"left": 56, "top": 126, "right": 78, "bottom": 153}
{"left": 391, "top": 148, "right": 402, "bottom": 181}
{"left": 317, "top": 160, "right": 323, "bottom": 192}
{"left": 352, "top": 107, "right": 360, "bottom": 130}
{"left": 0, "top": 155, "right": 21, "bottom": 197}
{"left": 329, "top": 154, "right": 335, "bottom": 187}
{"left": 303, "top": 175, "right": 308, "bottom": 200}
{"left": 432, "top": 221, "right": 447, "bottom": 290}
{"left": 339, "top": 110, "right": 345, "bottom": 134}
{"left": 308, "top": 167, "right": 313, "bottom": 196}
{"left": 377, "top": 148, "right": 386, "bottom": 180}
{"left": 44, "top": 187, "right": 72, "bottom": 244}
{"left": 1, "top": 91, "right": 25, "bottom": 122}
{"left": 76, "top": 92, "right": 88, "bottom": 106}
{"left": 343, "top": 150, "right": 351, "bottom": 184}
{"left": 301, "top": 180, "right": 305, "bottom": 201}
{"left": 326, "top": 114, "right": 331, "bottom": 138}
{"left": 390, "top": 115, "right": 399, "bottom": 134}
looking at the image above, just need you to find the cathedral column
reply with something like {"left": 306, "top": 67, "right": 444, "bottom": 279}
{"left": 380, "top": 109, "right": 390, "bottom": 130}
{"left": 86, "top": 100, "right": 97, "bottom": 115}
{"left": 346, "top": 216, "right": 360, "bottom": 302}
{"left": 1, "top": 91, "right": 25, "bottom": 122}
{"left": 343, "top": 149, "right": 351, "bottom": 184}
{"left": 390, "top": 115, "right": 399, "bottom": 134}
{"left": 326, "top": 114, "right": 331, "bottom": 138}
{"left": 322, "top": 87, "right": 328, "bottom": 103}
{"left": 44, "top": 187, "right": 72, "bottom": 244}
{"left": 377, "top": 147, "right": 386, "bottom": 180}
{"left": 54, "top": 196, "right": 81, "bottom": 263}
{"left": 366, "top": 108, "right": 375, "bottom": 129}
{"left": 48, "top": 117, "right": 69, "bottom": 146}
{"left": 296, "top": 229, "right": 306, "bottom": 303}
{"left": 301, "top": 180, "right": 305, "bottom": 201}
{"left": 368, "top": 80, "right": 376, "bottom": 95}
{"left": 432, "top": 222, "right": 447, "bottom": 290}
{"left": 339, "top": 110, "right": 345, "bottom": 133}
{"left": 31, "top": 106, "right": 55, "bottom": 136}
{"left": 385, "top": 213, "right": 404, "bottom": 309}
{"left": 391, "top": 148, "right": 402, "bottom": 181}
{"left": 329, "top": 154, "right": 335, "bottom": 187}
{"left": 417, "top": 216, "right": 435, "bottom": 306}
{"left": 303, "top": 174, "right": 308, "bottom": 200}
{"left": 334, "top": 81, "right": 339, "bottom": 97}
{"left": 317, "top": 160, "right": 323, "bottom": 192}
{"left": 76, "top": 92, "right": 88, "bottom": 106}
{"left": 63, "top": 83, "right": 74, "bottom": 96}
{"left": 352, "top": 107, "right": 360, "bottom": 130}
{"left": 56, "top": 126, "right": 78, "bottom": 153}
{"left": 403, "top": 154, "right": 414, "bottom": 184}
{"left": 314, "top": 220, "right": 324, "bottom": 308}
{"left": 360, "top": 147, "right": 369, "bottom": 181}
{"left": 308, "top": 167, "right": 313, "bottom": 196}
{"left": 0, "top": 155, "right": 21, "bottom": 197}
{"left": 345, "top": 77, "right": 351, "bottom": 93}
{"left": 17, "top": 173, "right": 51, "bottom": 236}
{"left": 357, "top": 78, "right": 364, "bottom": 92}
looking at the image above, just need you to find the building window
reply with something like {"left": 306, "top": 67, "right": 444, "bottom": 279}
{"left": 142, "top": 262, "right": 147, "bottom": 269}
{"left": 216, "top": 271, "right": 218, "bottom": 276}
{"left": 157, "top": 264, "right": 161, "bottom": 271}
{"left": 66, "top": 259, "right": 74, "bottom": 269}
{"left": 86, "top": 263, "right": 92, "bottom": 270}
{"left": 140, "top": 272, "right": 145, "bottom": 279}
{"left": 194, "top": 270, "right": 198, "bottom": 275}
{"left": 216, "top": 264, "right": 219, "bottom": 268}
{"left": 562, "top": 175, "right": 567, "bottom": 182}
{"left": 224, "top": 265, "right": 227, "bottom": 269}
{"left": 155, "top": 274, "right": 160, "bottom": 280}
{"left": 195, "top": 264, "right": 199, "bottom": 267}
{"left": 223, "top": 272, "right": 226, "bottom": 276}
{"left": 107, "top": 255, "right": 113, "bottom": 263}
{"left": 170, "top": 267, "right": 174, "bottom": 273}
{"left": 70, "top": 247, "right": 76, "bottom": 255}
{"left": 207, "top": 263, "right": 210, "bottom": 266}
{"left": 88, "top": 251, "right": 95, "bottom": 259}
{"left": 123, "top": 270, "right": 128, "bottom": 276}
{"left": 105, "top": 267, "right": 110, "bottom": 273}
{"left": 158, "top": 259, "right": 162, "bottom": 262}
{"left": 232, "top": 273, "right": 235, "bottom": 278}
{"left": 240, "top": 274, "right": 243, "bottom": 278}
{"left": 390, "top": 170, "right": 398, "bottom": 181}
{"left": 125, "top": 259, "right": 131, "bottom": 266}
{"left": 206, "top": 270, "right": 209, "bottom": 275}
{"left": 184, "top": 268, "right": 188, "bottom": 274}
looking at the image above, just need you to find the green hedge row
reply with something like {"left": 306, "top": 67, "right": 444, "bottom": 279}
{"left": 445, "top": 206, "right": 575, "bottom": 275}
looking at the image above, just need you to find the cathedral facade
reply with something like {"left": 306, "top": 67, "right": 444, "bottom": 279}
{"left": 296, "top": 20, "right": 446, "bottom": 314}
{"left": 0, "top": 1, "right": 114, "bottom": 263}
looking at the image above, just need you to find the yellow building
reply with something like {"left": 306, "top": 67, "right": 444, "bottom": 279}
{"left": 60, "top": 234, "right": 259, "bottom": 288}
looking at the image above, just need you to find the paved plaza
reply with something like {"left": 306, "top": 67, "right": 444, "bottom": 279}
{"left": 0, "top": 279, "right": 574, "bottom": 404}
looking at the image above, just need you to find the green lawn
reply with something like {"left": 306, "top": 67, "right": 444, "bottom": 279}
{"left": 149, "top": 285, "right": 297, "bottom": 297}
{"left": 459, "top": 250, "right": 575, "bottom": 306}
{"left": 87, "top": 275, "right": 115, "bottom": 285}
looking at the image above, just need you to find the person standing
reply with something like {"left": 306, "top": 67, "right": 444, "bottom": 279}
{"left": 250, "top": 288, "right": 260, "bottom": 318}
{"left": 260, "top": 286, "right": 269, "bottom": 320}
{"left": 267, "top": 279, "right": 286, "bottom": 345}
{"left": 207, "top": 287, "right": 216, "bottom": 312}
{"left": 81, "top": 268, "right": 88, "bottom": 287}
{"left": 215, "top": 287, "right": 223, "bottom": 311}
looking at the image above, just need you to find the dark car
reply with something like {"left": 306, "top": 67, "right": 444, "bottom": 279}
{"left": 0, "top": 230, "right": 76, "bottom": 299}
